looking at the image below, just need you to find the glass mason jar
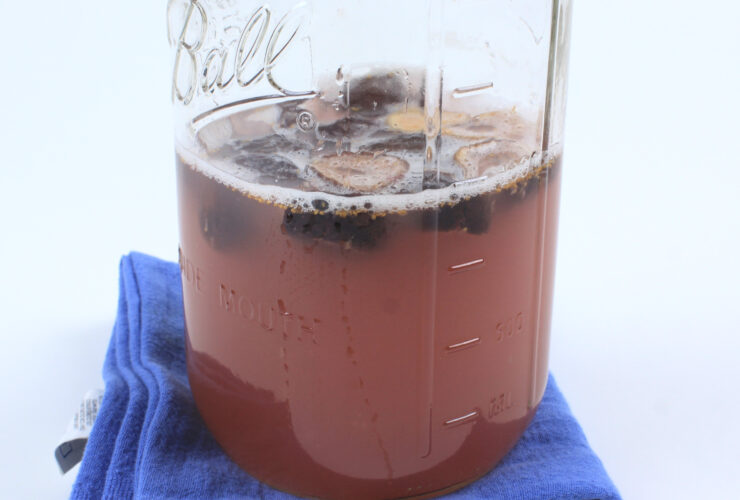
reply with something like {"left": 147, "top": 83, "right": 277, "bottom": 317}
{"left": 169, "top": 1, "right": 572, "bottom": 498}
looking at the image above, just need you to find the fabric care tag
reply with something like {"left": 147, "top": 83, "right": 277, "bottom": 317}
{"left": 55, "top": 389, "right": 104, "bottom": 474}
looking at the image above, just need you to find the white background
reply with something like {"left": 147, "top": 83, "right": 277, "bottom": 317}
{"left": 1, "top": 1, "right": 739, "bottom": 499}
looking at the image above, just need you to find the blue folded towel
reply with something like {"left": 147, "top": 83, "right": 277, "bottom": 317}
{"left": 71, "top": 253, "right": 620, "bottom": 500}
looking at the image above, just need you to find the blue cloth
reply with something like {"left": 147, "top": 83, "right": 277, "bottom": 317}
{"left": 71, "top": 252, "right": 620, "bottom": 500}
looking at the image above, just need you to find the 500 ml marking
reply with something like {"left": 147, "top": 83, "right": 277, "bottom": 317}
{"left": 446, "top": 312, "right": 526, "bottom": 353}
{"left": 219, "top": 284, "right": 320, "bottom": 343}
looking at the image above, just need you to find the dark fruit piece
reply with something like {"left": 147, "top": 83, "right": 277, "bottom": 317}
{"left": 235, "top": 154, "right": 300, "bottom": 182}
{"left": 423, "top": 203, "right": 464, "bottom": 232}
{"left": 229, "top": 134, "right": 302, "bottom": 155}
{"left": 422, "top": 170, "right": 456, "bottom": 190}
{"left": 311, "top": 199, "right": 329, "bottom": 211}
{"left": 360, "top": 134, "right": 426, "bottom": 154}
{"left": 200, "top": 203, "right": 250, "bottom": 251}
{"left": 349, "top": 72, "right": 416, "bottom": 115}
{"left": 318, "top": 116, "right": 377, "bottom": 141}
{"left": 282, "top": 211, "right": 386, "bottom": 249}
{"left": 461, "top": 194, "right": 494, "bottom": 234}
{"left": 277, "top": 102, "right": 300, "bottom": 129}
{"left": 422, "top": 193, "right": 494, "bottom": 234}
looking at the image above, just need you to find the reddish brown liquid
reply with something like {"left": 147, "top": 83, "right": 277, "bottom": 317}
{"left": 177, "top": 157, "right": 561, "bottom": 499}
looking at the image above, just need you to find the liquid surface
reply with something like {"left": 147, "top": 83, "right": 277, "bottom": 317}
{"left": 177, "top": 75, "right": 561, "bottom": 499}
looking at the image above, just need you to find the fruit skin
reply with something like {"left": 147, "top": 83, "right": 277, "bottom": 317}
{"left": 386, "top": 109, "right": 469, "bottom": 134}
{"left": 443, "top": 109, "right": 531, "bottom": 142}
{"left": 454, "top": 139, "right": 531, "bottom": 179}
{"left": 310, "top": 153, "right": 409, "bottom": 194}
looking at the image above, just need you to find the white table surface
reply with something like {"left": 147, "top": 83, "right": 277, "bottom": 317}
{"left": 1, "top": 1, "right": 739, "bottom": 498}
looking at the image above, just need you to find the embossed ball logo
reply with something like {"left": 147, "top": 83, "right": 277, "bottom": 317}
{"left": 167, "top": 0, "right": 315, "bottom": 105}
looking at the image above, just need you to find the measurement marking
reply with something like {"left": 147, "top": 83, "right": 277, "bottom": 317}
{"left": 452, "top": 82, "right": 494, "bottom": 98}
{"left": 452, "top": 176, "right": 488, "bottom": 188}
{"left": 448, "top": 258, "right": 485, "bottom": 274}
{"left": 446, "top": 338, "right": 481, "bottom": 352}
{"left": 444, "top": 411, "right": 479, "bottom": 427}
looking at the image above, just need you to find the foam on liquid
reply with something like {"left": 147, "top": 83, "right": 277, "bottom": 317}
{"left": 176, "top": 101, "right": 559, "bottom": 216}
